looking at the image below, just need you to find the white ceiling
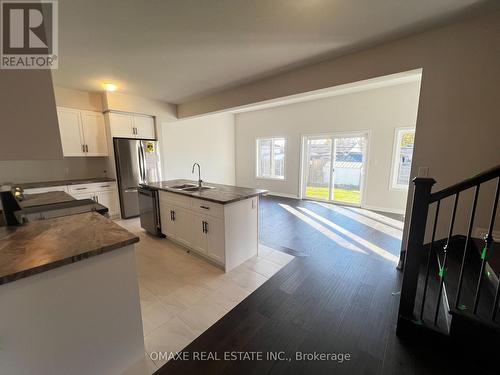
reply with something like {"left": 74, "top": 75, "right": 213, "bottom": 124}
{"left": 52, "top": 0, "right": 487, "bottom": 104}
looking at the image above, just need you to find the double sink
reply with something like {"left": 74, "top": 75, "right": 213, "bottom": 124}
{"left": 167, "top": 183, "right": 215, "bottom": 192}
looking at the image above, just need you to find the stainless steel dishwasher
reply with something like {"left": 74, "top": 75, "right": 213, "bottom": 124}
{"left": 138, "top": 186, "right": 163, "bottom": 237}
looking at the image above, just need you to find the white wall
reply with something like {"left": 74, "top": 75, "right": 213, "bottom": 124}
{"left": 235, "top": 81, "right": 421, "bottom": 213}
{"left": 161, "top": 113, "right": 236, "bottom": 185}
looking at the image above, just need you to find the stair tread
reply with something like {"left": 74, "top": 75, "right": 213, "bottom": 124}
{"left": 436, "top": 236, "right": 499, "bottom": 323}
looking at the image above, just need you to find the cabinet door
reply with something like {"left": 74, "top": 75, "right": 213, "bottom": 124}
{"left": 160, "top": 202, "right": 175, "bottom": 238}
{"left": 206, "top": 217, "right": 225, "bottom": 263}
{"left": 57, "top": 107, "right": 85, "bottom": 156}
{"left": 109, "top": 113, "right": 134, "bottom": 138}
{"left": 133, "top": 116, "right": 155, "bottom": 139}
{"left": 95, "top": 190, "right": 119, "bottom": 217}
{"left": 173, "top": 207, "right": 193, "bottom": 247}
{"left": 81, "top": 111, "right": 108, "bottom": 156}
{"left": 191, "top": 213, "right": 207, "bottom": 254}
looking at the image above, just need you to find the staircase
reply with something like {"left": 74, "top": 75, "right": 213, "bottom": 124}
{"left": 397, "top": 165, "right": 500, "bottom": 369}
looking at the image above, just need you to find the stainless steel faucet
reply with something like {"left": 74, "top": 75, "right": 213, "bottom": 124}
{"left": 192, "top": 163, "right": 202, "bottom": 188}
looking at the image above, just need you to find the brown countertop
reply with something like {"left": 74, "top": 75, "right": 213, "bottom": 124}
{"left": 16, "top": 177, "right": 116, "bottom": 189}
{"left": 0, "top": 212, "right": 139, "bottom": 285}
{"left": 144, "top": 179, "right": 268, "bottom": 204}
{"left": 18, "top": 191, "right": 76, "bottom": 208}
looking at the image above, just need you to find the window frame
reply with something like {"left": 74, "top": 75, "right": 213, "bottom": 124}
{"left": 390, "top": 127, "right": 416, "bottom": 191}
{"left": 255, "top": 137, "right": 286, "bottom": 180}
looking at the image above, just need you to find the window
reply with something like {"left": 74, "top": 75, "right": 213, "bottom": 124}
{"left": 256, "top": 137, "right": 285, "bottom": 179}
{"left": 391, "top": 128, "right": 415, "bottom": 189}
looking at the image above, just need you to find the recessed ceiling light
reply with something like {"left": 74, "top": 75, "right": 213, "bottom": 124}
{"left": 102, "top": 83, "right": 118, "bottom": 92}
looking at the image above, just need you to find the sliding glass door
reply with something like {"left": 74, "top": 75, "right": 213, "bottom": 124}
{"left": 303, "top": 133, "right": 366, "bottom": 206}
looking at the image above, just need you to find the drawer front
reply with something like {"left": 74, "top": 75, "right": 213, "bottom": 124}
{"left": 92, "top": 182, "right": 117, "bottom": 192}
{"left": 158, "top": 191, "right": 191, "bottom": 209}
{"left": 191, "top": 198, "right": 224, "bottom": 219}
{"left": 68, "top": 182, "right": 116, "bottom": 195}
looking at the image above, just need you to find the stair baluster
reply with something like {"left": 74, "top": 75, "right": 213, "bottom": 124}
{"left": 473, "top": 178, "right": 499, "bottom": 315}
{"left": 420, "top": 200, "right": 440, "bottom": 321}
{"left": 454, "top": 185, "right": 480, "bottom": 310}
{"left": 433, "top": 193, "right": 459, "bottom": 325}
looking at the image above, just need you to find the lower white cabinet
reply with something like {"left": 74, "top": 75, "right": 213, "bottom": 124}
{"left": 24, "top": 182, "right": 120, "bottom": 218}
{"left": 95, "top": 190, "right": 120, "bottom": 217}
{"left": 24, "top": 186, "right": 68, "bottom": 194}
{"left": 159, "top": 191, "right": 259, "bottom": 271}
{"left": 191, "top": 214, "right": 225, "bottom": 263}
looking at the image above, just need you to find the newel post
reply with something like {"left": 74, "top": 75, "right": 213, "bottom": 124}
{"left": 397, "top": 177, "right": 435, "bottom": 335}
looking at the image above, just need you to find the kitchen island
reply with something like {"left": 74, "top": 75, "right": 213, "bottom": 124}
{"left": 144, "top": 180, "right": 267, "bottom": 271}
{"left": 0, "top": 212, "right": 144, "bottom": 375}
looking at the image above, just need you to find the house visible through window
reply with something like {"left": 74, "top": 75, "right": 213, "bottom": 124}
{"left": 391, "top": 128, "right": 415, "bottom": 189}
{"left": 256, "top": 137, "right": 285, "bottom": 179}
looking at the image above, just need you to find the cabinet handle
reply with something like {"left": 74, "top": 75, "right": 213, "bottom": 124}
{"left": 85, "top": 144, "right": 89, "bottom": 152}
{"left": 75, "top": 187, "right": 87, "bottom": 190}
{"left": 200, "top": 205, "right": 210, "bottom": 210}
{"left": 100, "top": 185, "right": 110, "bottom": 188}
{"left": 170, "top": 210, "right": 175, "bottom": 221}
{"left": 95, "top": 195, "right": 99, "bottom": 203}
{"left": 201, "top": 220, "right": 205, "bottom": 233}
{"left": 204, "top": 221, "right": 208, "bottom": 234}
{"left": 82, "top": 144, "right": 85, "bottom": 152}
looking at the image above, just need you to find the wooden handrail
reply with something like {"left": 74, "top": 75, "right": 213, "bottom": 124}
{"left": 430, "top": 164, "right": 500, "bottom": 202}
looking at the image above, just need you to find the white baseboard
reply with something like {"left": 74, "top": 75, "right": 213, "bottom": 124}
{"left": 361, "top": 204, "right": 406, "bottom": 215}
{"left": 266, "top": 191, "right": 300, "bottom": 199}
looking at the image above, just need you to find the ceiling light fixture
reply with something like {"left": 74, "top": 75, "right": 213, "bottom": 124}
{"left": 102, "top": 83, "right": 118, "bottom": 92}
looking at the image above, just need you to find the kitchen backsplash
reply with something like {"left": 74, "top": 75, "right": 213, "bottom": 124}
{"left": 0, "top": 158, "right": 108, "bottom": 185}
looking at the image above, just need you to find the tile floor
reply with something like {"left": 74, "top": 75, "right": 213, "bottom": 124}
{"left": 116, "top": 218, "right": 294, "bottom": 374}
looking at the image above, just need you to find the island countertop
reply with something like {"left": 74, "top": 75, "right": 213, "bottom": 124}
{"left": 143, "top": 179, "right": 268, "bottom": 204}
{"left": 0, "top": 212, "right": 139, "bottom": 285}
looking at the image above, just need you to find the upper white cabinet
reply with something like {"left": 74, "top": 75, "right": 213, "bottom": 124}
{"left": 108, "top": 112, "right": 155, "bottom": 140}
{"left": 57, "top": 107, "right": 108, "bottom": 157}
{"left": 80, "top": 112, "right": 108, "bottom": 156}
{"left": 133, "top": 115, "right": 155, "bottom": 139}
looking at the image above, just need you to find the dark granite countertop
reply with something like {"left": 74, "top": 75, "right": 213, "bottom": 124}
{"left": 18, "top": 191, "right": 76, "bottom": 208}
{"left": 0, "top": 212, "right": 139, "bottom": 285}
{"left": 16, "top": 177, "right": 116, "bottom": 189}
{"left": 144, "top": 179, "right": 268, "bottom": 204}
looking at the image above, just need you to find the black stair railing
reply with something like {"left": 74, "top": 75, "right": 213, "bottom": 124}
{"left": 397, "top": 164, "right": 500, "bottom": 336}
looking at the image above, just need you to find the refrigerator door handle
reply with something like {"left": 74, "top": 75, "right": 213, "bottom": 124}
{"left": 137, "top": 144, "right": 145, "bottom": 183}
{"left": 140, "top": 145, "right": 147, "bottom": 182}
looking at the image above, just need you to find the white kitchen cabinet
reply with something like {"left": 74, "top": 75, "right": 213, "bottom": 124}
{"left": 191, "top": 213, "right": 208, "bottom": 254}
{"left": 190, "top": 213, "right": 225, "bottom": 263}
{"left": 160, "top": 202, "right": 176, "bottom": 238}
{"left": 57, "top": 107, "right": 108, "bottom": 157}
{"left": 23, "top": 186, "right": 68, "bottom": 194}
{"left": 108, "top": 112, "right": 155, "bottom": 140}
{"left": 173, "top": 207, "right": 194, "bottom": 247}
{"left": 95, "top": 190, "right": 119, "bottom": 217}
{"left": 80, "top": 112, "right": 108, "bottom": 156}
{"left": 159, "top": 203, "right": 192, "bottom": 246}
{"left": 205, "top": 216, "right": 225, "bottom": 263}
{"left": 157, "top": 191, "right": 258, "bottom": 271}
{"left": 57, "top": 108, "right": 85, "bottom": 156}
{"left": 67, "top": 182, "right": 120, "bottom": 217}
{"left": 133, "top": 115, "right": 155, "bottom": 139}
{"left": 108, "top": 113, "right": 135, "bottom": 138}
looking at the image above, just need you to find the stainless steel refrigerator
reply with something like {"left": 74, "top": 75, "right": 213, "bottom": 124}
{"left": 114, "top": 138, "right": 162, "bottom": 218}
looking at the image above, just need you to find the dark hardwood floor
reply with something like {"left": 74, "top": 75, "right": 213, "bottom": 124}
{"left": 155, "top": 196, "right": 483, "bottom": 375}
